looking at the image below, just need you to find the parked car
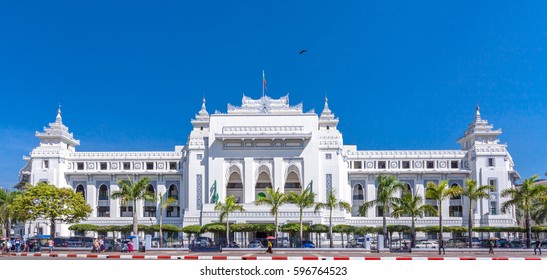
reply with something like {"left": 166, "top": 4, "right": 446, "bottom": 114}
{"left": 276, "top": 237, "right": 290, "bottom": 248}
{"left": 228, "top": 241, "right": 240, "bottom": 248}
{"left": 446, "top": 237, "right": 479, "bottom": 248}
{"left": 191, "top": 237, "right": 215, "bottom": 248}
{"left": 415, "top": 240, "right": 438, "bottom": 249}
{"left": 446, "top": 238, "right": 468, "bottom": 248}
{"left": 248, "top": 240, "right": 264, "bottom": 248}
{"left": 346, "top": 237, "right": 366, "bottom": 248}
{"left": 302, "top": 240, "right": 315, "bottom": 248}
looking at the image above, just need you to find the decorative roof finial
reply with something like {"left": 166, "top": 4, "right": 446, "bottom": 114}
{"left": 475, "top": 104, "right": 481, "bottom": 121}
{"left": 56, "top": 104, "right": 62, "bottom": 123}
{"left": 198, "top": 97, "right": 209, "bottom": 116}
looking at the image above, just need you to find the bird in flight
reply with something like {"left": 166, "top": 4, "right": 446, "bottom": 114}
{"left": 298, "top": 50, "right": 308, "bottom": 54}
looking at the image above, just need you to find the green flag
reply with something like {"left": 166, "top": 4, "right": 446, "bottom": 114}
{"left": 211, "top": 180, "right": 219, "bottom": 203}
{"left": 306, "top": 180, "right": 313, "bottom": 192}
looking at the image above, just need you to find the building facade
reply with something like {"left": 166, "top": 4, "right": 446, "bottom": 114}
{"left": 16, "top": 94, "right": 520, "bottom": 239}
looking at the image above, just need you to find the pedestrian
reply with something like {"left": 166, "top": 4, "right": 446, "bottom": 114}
{"left": 99, "top": 238, "right": 105, "bottom": 253}
{"left": 438, "top": 238, "right": 445, "bottom": 255}
{"left": 127, "top": 240, "right": 134, "bottom": 253}
{"left": 534, "top": 240, "right": 542, "bottom": 255}
{"left": 488, "top": 239, "right": 494, "bottom": 255}
{"left": 48, "top": 239, "right": 54, "bottom": 253}
{"left": 15, "top": 238, "right": 21, "bottom": 253}
{"left": 6, "top": 239, "right": 12, "bottom": 253}
{"left": 29, "top": 240, "right": 34, "bottom": 252}
{"left": 266, "top": 240, "right": 273, "bottom": 254}
{"left": 92, "top": 239, "right": 99, "bottom": 253}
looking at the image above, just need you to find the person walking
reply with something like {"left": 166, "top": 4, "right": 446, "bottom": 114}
{"left": 438, "top": 238, "right": 445, "bottom": 255}
{"left": 48, "top": 239, "right": 54, "bottom": 253}
{"left": 266, "top": 240, "right": 273, "bottom": 254}
{"left": 92, "top": 239, "right": 99, "bottom": 253}
{"left": 127, "top": 240, "right": 134, "bottom": 253}
{"left": 534, "top": 240, "right": 542, "bottom": 255}
{"left": 15, "top": 238, "right": 21, "bottom": 253}
{"left": 99, "top": 238, "right": 105, "bottom": 253}
{"left": 488, "top": 239, "right": 495, "bottom": 255}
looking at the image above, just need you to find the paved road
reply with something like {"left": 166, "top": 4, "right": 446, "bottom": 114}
{"left": 1, "top": 249, "right": 544, "bottom": 260}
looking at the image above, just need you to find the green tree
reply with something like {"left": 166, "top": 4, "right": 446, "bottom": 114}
{"left": 426, "top": 180, "right": 463, "bottom": 250}
{"left": 68, "top": 224, "right": 98, "bottom": 237}
{"left": 461, "top": 179, "right": 494, "bottom": 248}
{"left": 214, "top": 195, "right": 245, "bottom": 246}
{"left": 10, "top": 182, "right": 92, "bottom": 239}
{"left": 501, "top": 175, "right": 547, "bottom": 248}
{"left": 287, "top": 188, "right": 315, "bottom": 246}
{"left": 181, "top": 225, "right": 202, "bottom": 246}
{"left": 332, "top": 224, "right": 355, "bottom": 248}
{"left": 359, "top": 174, "right": 404, "bottom": 248}
{"left": 0, "top": 189, "right": 22, "bottom": 238}
{"left": 111, "top": 177, "right": 155, "bottom": 236}
{"left": 307, "top": 224, "right": 329, "bottom": 248}
{"left": 314, "top": 190, "right": 351, "bottom": 248}
{"left": 255, "top": 187, "right": 288, "bottom": 245}
{"left": 157, "top": 191, "right": 178, "bottom": 247}
{"left": 391, "top": 193, "right": 437, "bottom": 251}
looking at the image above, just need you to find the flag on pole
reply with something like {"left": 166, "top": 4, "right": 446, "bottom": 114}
{"left": 306, "top": 180, "right": 313, "bottom": 192}
{"left": 211, "top": 180, "right": 219, "bottom": 203}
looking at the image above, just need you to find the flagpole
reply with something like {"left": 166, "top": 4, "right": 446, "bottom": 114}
{"left": 262, "top": 70, "right": 265, "bottom": 98}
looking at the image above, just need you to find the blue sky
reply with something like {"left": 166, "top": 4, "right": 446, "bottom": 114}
{"left": 0, "top": 1, "right": 546, "bottom": 188}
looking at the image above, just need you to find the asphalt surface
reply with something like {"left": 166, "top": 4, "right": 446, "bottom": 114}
{"left": 1, "top": 248, "right": 545, "bottom": 260}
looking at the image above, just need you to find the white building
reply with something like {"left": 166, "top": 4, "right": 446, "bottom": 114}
{"left": 16, "top": 94, "right": 520, "bottom": 240}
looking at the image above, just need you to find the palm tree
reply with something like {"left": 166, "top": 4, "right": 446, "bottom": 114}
{"left": 391, "top": 193, "right": 437, "bottom": 251}
{"left": 314, "top": 190, "right": 351, "bottom": 248}
{"left": 501, "top": 175, "right": 547, "bottom": 248}
{"left": 215, "top": 195, "right": 245, "bottom": 246}
{"left": 426, "top": 180, "right": 463, "bottom": 251}
{"left": 287, "top": 188, "right": 316, "bottom": 246}
{"left": 255, "top": 187, "right": 287, "bottom": 246}
{"left": 461, "top": 179, "right": 494, "bottom": 248}
{"left": 0, "top": 189, "right": 21, "bottom": 238}
{"left": 359, "top": 174, "right": 404, "bottom": 248}
{"left": 157, "top": 191, "right": 177, "bottom": 247}
{"left": 111, "top": 177, "right": 155, "bottom": 236}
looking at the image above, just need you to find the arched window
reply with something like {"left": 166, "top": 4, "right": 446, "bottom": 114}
{"left": 147, "top": 184, "right": 155, "bottom": 196}
{"left": 284, "top": 171, "right": 302, "bottom": 194}
{"left": 226, "top": 171, "right": 244, "bottom": 203}
{"left": 143, "top": 184, "right": 156, "bottom": 217}
{"left": 255, "top": 172, "right": 272, "bottom": 189}
{"left": 451, "top": 183, "right": 462, "bottom": 199}
{"left": 98, "top": 185, "right": 109, "bottom": 200}
{"left": 97, "top": 184, "right": 110, "bottom": 217}
{"left": 353, "top": 184, "right": 364, "bottom": 201}
{"left": 167, "top": 184, "right": 180, "bottom": 217}
{"left": 168, "top": 184, "right": 178, "bottom": 200}
{"left": 76, "top": 184, "right": 85, "bottom": 200}
{"left": 401, "top": 183, "right": 412, "bottom": 197}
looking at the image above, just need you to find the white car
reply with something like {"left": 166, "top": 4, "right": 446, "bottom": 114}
{"left": 415, "top": 240, "right": 438, "bottom": 249}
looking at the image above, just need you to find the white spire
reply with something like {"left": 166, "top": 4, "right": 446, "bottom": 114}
{"left": 474, "top": 105, "right": 481, "bottom": 122}
{"left": 199, "top": 98, "right": 208, "bottom": 116}
{"left": 56, "top": 105, "right": 63, "bottom": 124}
